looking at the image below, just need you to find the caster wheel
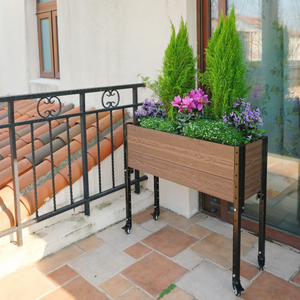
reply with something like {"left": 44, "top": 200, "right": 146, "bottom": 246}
{"left": 126, "top": 228, "right": 131, "bottom": 234}
{"left": 232, "top": 285, "right": 239, "bottom": 296}
{"left": 154, "top": 215, "right": 158, "bottom": 220}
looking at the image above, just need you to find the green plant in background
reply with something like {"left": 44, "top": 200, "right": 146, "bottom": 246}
{"left": 199, "top": 5, "right": 252, "bottom": 120}
{"left": 140, "top": 17, "right": 199, "bottom": 120}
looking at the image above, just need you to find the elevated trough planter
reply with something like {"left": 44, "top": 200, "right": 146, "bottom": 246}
{"left": 123, "top": 123, "right": 268, "bottom": 296}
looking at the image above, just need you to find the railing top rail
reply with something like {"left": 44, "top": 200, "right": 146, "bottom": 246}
{"left": 0, "top": 83, "right": 146, "bottom": 102}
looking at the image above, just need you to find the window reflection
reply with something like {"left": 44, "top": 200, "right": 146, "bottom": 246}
{"left": 222, "top": 0, "right": 300, "bottom": 235}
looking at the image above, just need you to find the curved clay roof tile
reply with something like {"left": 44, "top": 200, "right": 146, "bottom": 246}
{"left": 37, "top": 123, "right": 68, "bottom": 145}
{"left": 0, "top": 139, "right": 27, "bottom": 160}
{"left": 24, "top": 138, "right": 66, "bottom": 166}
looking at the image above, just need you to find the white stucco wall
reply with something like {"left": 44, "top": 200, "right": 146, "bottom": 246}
{"left": 0, "top": 0, "right": 197, "bottom": 105}
{"left": 0, "top": 0, "right": 29, "bottom": 96}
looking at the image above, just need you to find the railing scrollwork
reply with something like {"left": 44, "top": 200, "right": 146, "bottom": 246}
{"left": 101, "top": 89, "right": 120, "bottom": 108}
{"left": 37, "top": 96, "right": 62, "bottom": 118}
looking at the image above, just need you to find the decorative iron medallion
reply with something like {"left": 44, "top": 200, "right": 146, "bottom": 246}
{"left": 101, "top": 89, "right": 120, "bottom": 108}
{"left": 37, "top": 96, "right": 62, "bottom": 118}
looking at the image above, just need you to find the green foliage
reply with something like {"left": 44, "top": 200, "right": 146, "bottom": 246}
{"left": 141, "top": 17, "right": 199, "bottom": 120}
{"left": 182, "top": 119, "right": 246, "bottom": 146}
{"left": 140, "top": 117, "right": 176, "bottom": 133}
{"left": 199, "top": 5, "right": 252, "bottom": 120}
{"left": 140, "top": 116, "right": 246, "bottom": 146}
{"left": 157, "top": 284, "right": 176, "bottom": 300}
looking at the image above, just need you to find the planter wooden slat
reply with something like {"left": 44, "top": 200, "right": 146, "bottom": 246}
{"left": 245, "top": 139, "right": 262, "bottom": 178}
{"left": 245, "top": 170, "right": 261, "bottom": 200}
{"left": 128, "top": 150, "right": 234, "bottom": 202}
{"left": 127, "top": 125, "right": 263, "bottom": 200}
{"left": 128, "top": 125, "right": 235, "bottom": 180}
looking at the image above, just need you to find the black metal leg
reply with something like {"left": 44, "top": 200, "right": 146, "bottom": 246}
{"left": 151, "top": 176, "right": 160, "bottom": 220}
{"left": 122, "top": 123, "right": 132, "bottom": 234}
{"left": 232, "top": 146, "right": 245, "bottom": 296}
{"left": 258, "top": 137, "right": 268, "bottom": 269}
{"left": 122, "top": 166, "right": 132, "bottom": 234}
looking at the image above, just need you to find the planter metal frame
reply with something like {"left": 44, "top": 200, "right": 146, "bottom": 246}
{"left": 123, "top": 123, "right": 268, "bottom": 296}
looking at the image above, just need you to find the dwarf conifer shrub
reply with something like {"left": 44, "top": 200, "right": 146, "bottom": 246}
{"left": 141, "top": 17, "right": 198, "bottom": 120}
{"left": 199, "top": 6, "right": 251, "bottom": 120}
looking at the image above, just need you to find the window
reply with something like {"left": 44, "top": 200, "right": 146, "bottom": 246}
{"left": 36, "top": 0, "right": 59, "bottom": 78}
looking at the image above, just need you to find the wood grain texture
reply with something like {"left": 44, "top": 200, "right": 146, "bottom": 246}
{"left": 128, "top": 150, "right": 234, "bottom": 202}
{"left": 245, "top": 139, "right": 262, "bottom": 178}
{"left": 245, "top": 170, "right": 261, "bottom": 200}
{"left": 127, "top": 125, "right": 263, "bottom": 203}
{"left": 128, "top": 125, "right": 235, "bottom": 180}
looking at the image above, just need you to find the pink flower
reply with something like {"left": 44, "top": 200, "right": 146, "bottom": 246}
{"left": 180, "top": 96, "right": 193, "bottom": 114}
{"left": 171, "top": 95, "right": 181, "bottom": 108}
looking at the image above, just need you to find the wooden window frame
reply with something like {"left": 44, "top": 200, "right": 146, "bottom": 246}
{"left": 36, "top": 0, "right": 59, "bottom": 79}
{"left": 197, "top": 0, "right": 300, "bottom": 250}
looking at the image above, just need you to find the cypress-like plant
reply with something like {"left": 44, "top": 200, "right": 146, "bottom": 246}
{"left": 141, "top": 17, "right": 199, "bottom": 120}
{"left": 200, "top": 5, "right": 252, "bottom": 120}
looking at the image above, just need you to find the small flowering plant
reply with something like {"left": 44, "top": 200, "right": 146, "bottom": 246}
{"left": 222, "top": 98, "right": 265, "bottom": 143}
{"left": 135, "top": 98, "right": 166, "bottom": 120}
{"left": 171, "top": 88, "right": 210, "bottom": 115}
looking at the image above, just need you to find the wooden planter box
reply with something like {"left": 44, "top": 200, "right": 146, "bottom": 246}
{"left": 123, "top": 123, "right": 268, "bottom": 296}
{"left": 127, "top": 125, "right": 263, "bottom": 202}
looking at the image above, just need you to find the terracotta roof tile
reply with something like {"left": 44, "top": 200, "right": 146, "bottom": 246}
{"left": 0, "top": 102, "right": 128, "bottom": 230}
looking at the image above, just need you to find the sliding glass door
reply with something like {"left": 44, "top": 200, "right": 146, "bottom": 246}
{"left": 201, "top": 0, "right": 300, "bottom": 244}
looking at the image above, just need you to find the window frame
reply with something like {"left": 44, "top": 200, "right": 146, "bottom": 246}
{"left": 36, "top": 0, "right": 59, "bottom": 79}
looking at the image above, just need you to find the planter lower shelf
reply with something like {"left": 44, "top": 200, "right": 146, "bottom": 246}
{"left": 123, "top": 123, "right": 268, "bottom": 296}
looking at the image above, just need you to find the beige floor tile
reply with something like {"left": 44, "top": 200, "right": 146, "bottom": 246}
{"left": 99, "top": 275, "right": 132, "bottom": 298}
{"left": 118, "top": 288, "right": 153, "bottom": 300}
{"left": 191, "top": 232, "right": 248, "bottom": 268}
{"left": 243, "top": 241, "right": 300, "bottom": 280}
{"left": 77, "top": 235, "right": 104, "bottom": 251}
{"left": 122, "top": 252, "right": 186, "bottom": 297}
{"left": 41, "top": 277, "right": 109, "bottom": 300}
{"left": 0, "top": 267, "right": 54, "bottom": 300}
{"left": 186, "top": 224, "right": 211, "bottom": 239}
{"left": 159, "top": 212, "right": 204, "bottom": 231}
{"left": 34, "top": 245, "right": 84, "bottom": 275}
{"left": 45, "top": 265, "right": 79, "bottom": 287}
{"left": 124, "top": 242, "right": 152, "bottom": 260}
{"left": 161, "top": 287, "right": 193, "bottom": 300}
{"left": 241, "top": 232, "right": 258, "bottom": 247}
{"left": 142, "top": 226, "right": 197, "bottom": 258}
{"left": 242, "top": 271, "right": 300, "bottom": 300}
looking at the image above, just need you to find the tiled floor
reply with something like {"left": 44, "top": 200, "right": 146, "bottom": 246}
{"left": 1, "top": 209, "right": 300, "bottom": 300}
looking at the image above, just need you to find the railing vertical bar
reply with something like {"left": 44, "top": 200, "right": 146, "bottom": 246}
{"left": 96, "top": 113, "right": 102, "bottom": 193}
{"left": 109, "top": 109, "right": 115, "bottom": 188}
{"left": 8, "top": 101, "right": 23, "bottom": 246}
{"left": 30, "top": 123, "right": 39, "bottom": 218}
{"left": 122, "top": 108, "right": 126, "bottom": 185}
{"left": 66, "top": 117, "right": 74, "bottom": 204}
{"left": 80, "top": 93, "right": 90, "bottom": 215}
{"left": 132, "top": 87, "right": 140, "bottom": 194}
{"left": 48, "top": 121, "right": 56, "bottom": 210}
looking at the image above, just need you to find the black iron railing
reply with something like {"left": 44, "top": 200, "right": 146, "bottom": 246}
{"left": 0, "top": 83, "right": 147, "bottom": 246}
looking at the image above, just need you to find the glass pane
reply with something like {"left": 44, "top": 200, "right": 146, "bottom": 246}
{"left": 211, "top": 0, "right": 219, "bottom": 35}
{"left": 40, "top": 18, "right": 52, "bottom": 72}
{"left": 226, "top": 0, "right": 300, "bottom": 235}
{"left": 38, "top": 0, "right": 53, "bottom": 3}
